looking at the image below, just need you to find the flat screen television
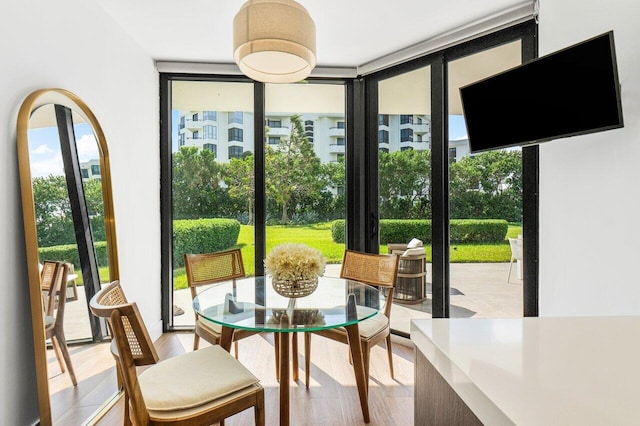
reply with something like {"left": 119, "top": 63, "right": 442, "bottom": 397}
{"left": 460, "top": 31, "right": 623, "bottom": 154}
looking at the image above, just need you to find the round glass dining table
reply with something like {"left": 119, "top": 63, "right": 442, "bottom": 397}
{"left": 193, "top": 275, "right": 382, "bottom": 425}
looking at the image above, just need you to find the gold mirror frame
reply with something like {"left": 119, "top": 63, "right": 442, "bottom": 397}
{"left": 17, "top": 88, "right": 120, "bottom": 425}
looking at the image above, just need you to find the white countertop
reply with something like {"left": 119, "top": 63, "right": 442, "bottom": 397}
{"left": 411, "top": 316, "right": 640, "bottom": 425}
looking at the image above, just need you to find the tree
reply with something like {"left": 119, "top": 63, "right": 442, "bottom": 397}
{"left": 84, "top": 178, "right": 106, "bottom": 242}
{"left": 265, "top": 114, "right": 327, "bottom": 223}
{"left": 172, "top": 147, "right": 222, "bottom": 219}
{"left": 224, "top": 152, "right": 255, "bottom": 225}
{"left": 32, "top": 175, "right": 74, "bottom": 247}
{"left": 32, "top": 174, "right": 106, "bottom": 247}
{"left": 322, "top": 156, "right": 346, "bottom": 220}
{"left": 449, "top": 150, "right": 522, "bottom": 222}
{"left": 378, "top": 149, "right": 431, "bottom": 219}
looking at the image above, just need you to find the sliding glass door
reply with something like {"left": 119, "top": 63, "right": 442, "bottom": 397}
{"left": 377, "top": 66, "right": 433, "bottom": 334}
{"left": 367, "top": 22, "right": 537, "bottom": 332}
{"left": 447, "top": 40, "right": 525, "bottom": 319}
{"left": 167, "top": 80, "right": 255, "bottom": 327}
{"left": 161, "top": 21, "right": 538, "bottom": 331}
{"left": 264, "top": 83, "right": 346, "bottom": 276}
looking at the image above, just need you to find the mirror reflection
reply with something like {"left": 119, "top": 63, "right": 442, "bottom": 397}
{"left": 19, "top": 91, "right": 120, "bottom": 425}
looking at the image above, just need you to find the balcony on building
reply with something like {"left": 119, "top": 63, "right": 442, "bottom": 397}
{"left": 329, "top": 127, "right": 345, "bottom": 137}
{"left": 412, "top": 141, "right": 431, "bottom": 151}
{"left": 413, "top": 123, "right": 430, "bottom": 134}
{"left": 185, "top": 118, "right": 202, "bottom": 131}
{"left": 329, "top": 144, "right": 345, "bottom": 154}
{"left": 267, "top": 126, "right": 290, "bottom": 137}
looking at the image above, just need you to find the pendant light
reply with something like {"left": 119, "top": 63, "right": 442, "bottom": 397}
{"left": 233, "top": 0, "right": 316, "bottom": 83}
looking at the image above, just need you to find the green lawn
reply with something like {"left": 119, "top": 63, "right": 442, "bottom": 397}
{"left": 172, "top": 222, "right": 522, "bottom": 290}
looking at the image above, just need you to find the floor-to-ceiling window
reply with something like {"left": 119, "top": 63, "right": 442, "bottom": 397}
{"left": 447, "top": 40, "right": 525, "bottom": 319}
{"left": 364, "top": 21, "right": 537, "bottom": 332}
{"left": 264, "top": 83, "right": 346, "bottom": 275}
{"left": 161, "top": 21, "right": 538, "bottom": 331}
{"left": 377, "top": 66, "right": 433, "bottom": 334}
{"left": 166, "top": 79, "right": 255, "bottom": 327}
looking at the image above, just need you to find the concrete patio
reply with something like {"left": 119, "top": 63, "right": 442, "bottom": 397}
{"left": 61, "top": 262, "right": 522, "bottom": 340}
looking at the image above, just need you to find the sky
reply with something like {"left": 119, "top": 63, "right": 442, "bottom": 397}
{"left": 28, "top": 123, "right": 99, "bottom": 177}
{"left": 31, "top": 111, "right": 466, "bottom": 174}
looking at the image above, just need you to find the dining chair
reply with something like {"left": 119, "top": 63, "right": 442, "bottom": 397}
{"left": 303, "top": 250, "right": 400, "bottom": 389}
{"left": 41, "top": 261, "right": 77, "bottom": 386}
{"left": 90, "top": 280, "right": 134, "bottom": 425}
{"left": 108, "top": 300, "right": 265, "bottom": 425}
{"left": 507, "top": 237, "right": 523, "bottom": 282}
{"left": 184, "top": 249, "right": 258, "bottom": 357}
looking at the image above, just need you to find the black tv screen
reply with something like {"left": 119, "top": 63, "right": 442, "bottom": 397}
{"left": 460, "top": 31, "right": 623, "bottom": 154}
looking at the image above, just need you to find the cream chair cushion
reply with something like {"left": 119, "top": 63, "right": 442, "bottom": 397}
{"left": 335, "top": 311, "right": 389, "bottom": 339}
{"left": 197, "top": 316, "right": 223, "bottom": 335}
{"left": 44, "top": 315, "right": 54, "bottom": 328}
{"left": 356, "top": 312, "right": 389, "bottom": 338}
{"left": 138, "top": 345, "right": 259, "bottom": 411}
{"left": 407, "top": 238, "right": 423, "bottom": 248}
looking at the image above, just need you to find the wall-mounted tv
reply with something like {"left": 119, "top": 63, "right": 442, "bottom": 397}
{"left": 460, "top": 31, "right": 623, "bottom": 154}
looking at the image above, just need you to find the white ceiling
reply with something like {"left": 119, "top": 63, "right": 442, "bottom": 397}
{"left": 95, "top": 0, "right": 530, "bottom": 67}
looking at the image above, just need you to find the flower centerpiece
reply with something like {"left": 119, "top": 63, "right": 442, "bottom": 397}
{"left": 265, "top": 243, "right": 326, "bottom": 298}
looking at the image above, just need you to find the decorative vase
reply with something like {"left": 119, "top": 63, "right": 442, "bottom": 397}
{"left": 272, "top": 276, "right": 318, "bottom": 298}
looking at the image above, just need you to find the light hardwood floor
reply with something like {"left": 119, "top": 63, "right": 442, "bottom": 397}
{"left": 47, "top": 342, "right": 119, "bottom": 425}
{"left": 95, "top": 332, "right": 415, "bottom": 426}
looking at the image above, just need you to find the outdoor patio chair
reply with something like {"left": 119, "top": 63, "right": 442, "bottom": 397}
{"left": 507, "top": 237, "right": 523, "bottom": 282}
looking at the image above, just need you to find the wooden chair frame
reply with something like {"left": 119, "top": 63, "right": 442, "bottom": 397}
{"left": 304, "top": 250, "right": 400, "bottom": 389}
{"left": 184, "top": 249, "right": 257, "bottom": 355}
{"left": 90, "top": 280, "right": 146, "bottom": 426}
{"left": 109, "top": 303, "right": 264, "bottom": 425}
{"left": 42, "top": 261, "right": 77, "bottom": 386}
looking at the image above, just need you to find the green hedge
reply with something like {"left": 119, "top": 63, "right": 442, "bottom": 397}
{"left": 331, "top": 220, "right": 345, "bottom": 244}
{"left": 39, "top": 241, "right": 108, "bottom": 268}
{"left": 173, "top": 218, "right": 241, "bottom": 267}
{"left": 449, "top": 219, "right": 508, "bottom": 243}
{"left": 331, "top": 219, "right": 507, "bottom": 244}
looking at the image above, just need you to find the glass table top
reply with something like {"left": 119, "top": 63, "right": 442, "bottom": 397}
{"left": 192, "top": 275, "right": 382, "bottom": 333}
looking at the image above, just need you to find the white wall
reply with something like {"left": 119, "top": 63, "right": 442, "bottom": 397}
{"left": 538, "top": 0, "right": 640, "bottom": 315}
{"left": 0, "top": 1, "right": 160, "bottom": 424}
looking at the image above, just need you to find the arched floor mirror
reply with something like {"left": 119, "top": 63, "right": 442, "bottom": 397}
{"left": 17, "top": 89, "right": 120, "bottom": 425}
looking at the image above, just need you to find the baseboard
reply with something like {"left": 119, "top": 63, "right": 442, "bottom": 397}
{"left": 391, "top": 332, "right": 415, "bottom": 348}
{"left": 148, "top": 318, "right": 163, "bottom": 342}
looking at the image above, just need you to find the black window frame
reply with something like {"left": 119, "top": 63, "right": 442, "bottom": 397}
{"left": 378, "top": 129, "right": 389, "bottom": 144}
{"left": 203, "top": 124, "right": 216, "bottom": 139}
{"left": 229, "top": 111, "right": 244, "bottom": 124}
{"left": 400, "top": 128, "right": 413, "bottom": 142}
{"left": 203, "top": 143, "right": 217, "bottom": 156}
{"left": 203, "top": 110, "right": 217, "bottom": 121}
{"left": 228, "top": 127, "right": 243, "bottom": 142}
{"left": 228, "top": 145, "right": 244, "bottom": 159}
{"left": 159, "top": 20, "right": 539, "bottom": 334}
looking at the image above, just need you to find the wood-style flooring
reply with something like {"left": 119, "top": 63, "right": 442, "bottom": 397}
{"left": 94, "top": 332, "right": 415, "bottom": 426}
{"left": 47, "top": 341, "right": 119, "bottom": 425}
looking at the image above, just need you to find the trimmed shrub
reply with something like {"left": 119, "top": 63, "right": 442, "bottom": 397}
{"left": 39, "top": 241, "right": 108, "bottom": 268}
{"left": 450, "top": 219, "right": 508, "bottom": 243}
{"left": 331, "top": 218, "right": 507, "bottom": 244}
{"left": 331, "top": 220, "right": 346, "bottom": 243}
{"left": 173, "top": 218, "right": 241, "bottom": 267}
{"left": 380, "top": 220, "right": 431, "bottom": 244}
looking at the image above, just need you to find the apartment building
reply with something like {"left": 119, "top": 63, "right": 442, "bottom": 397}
{"left": 177, "top": 110, "right": 455, "bottom": 163}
